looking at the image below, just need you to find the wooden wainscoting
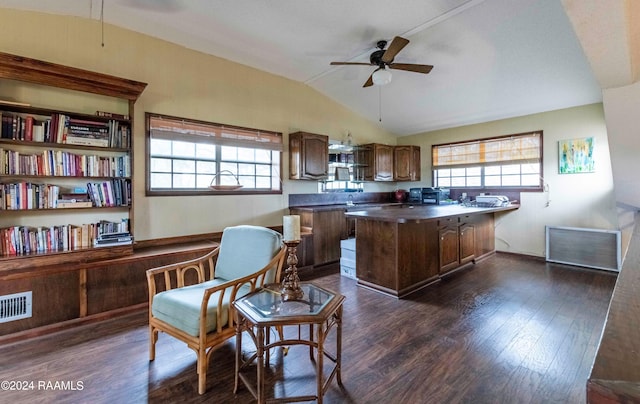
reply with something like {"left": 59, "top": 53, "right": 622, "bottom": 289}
{"left": 0, "top": 233, "right": 221, "bottom": 344}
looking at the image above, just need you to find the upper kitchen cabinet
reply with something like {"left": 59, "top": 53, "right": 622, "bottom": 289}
{"left": 355, "top": 143, "right": 419, "bottom": 182}
{"left": 354, "top": 143, "right": 394, "bottom": 181}
{"left": 289, "top": 131, "right": 328, "bottom": 180}
{"left": 394, "top": 145, "right": 421, "bottom": 181}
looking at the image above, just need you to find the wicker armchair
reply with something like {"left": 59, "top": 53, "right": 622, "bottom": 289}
{"left": 146, "top": 225, "right": 287, "bottom": 394}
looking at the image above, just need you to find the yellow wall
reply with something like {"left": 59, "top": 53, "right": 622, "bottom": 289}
{"left": 0, "top": 9, "right": 397, "bottom": 240}
{"left": 1, "top": 9, "right": 619, "bottom": 256}
{"left": 400, "top": 103, "right": 618, "bottom": 257}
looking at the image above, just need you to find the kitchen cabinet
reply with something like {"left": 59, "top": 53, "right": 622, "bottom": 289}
{"left": 438, "top": 215, "right": 476, "bottom": 274}
{"left": 355, "top": 218, "right": 440, "bottom": 297}
{"left": 466, "top": 213, "right": 494, "bottom": 260}
{"left": 393, "top": 145, "right": 421, "bottom": 181}
{"left": 438, "top": 217, "right": 460, "bottom": 273}
{"left": 459, "top": 221, "right": 476, "bottom": 265}
{"left": 289, "top": 207, "right": 345, "bottom": 269}
{"left": 346, "top": 205, "right": 518, "bottom": 298}
{"left": 355, "top": 143, "right": 420, "bottom": 182}
{"left": 289, "top": 131, "right": 328, "bottom": 180}
{"left": 354, "top": 143, "right": 394, "bottom": 181}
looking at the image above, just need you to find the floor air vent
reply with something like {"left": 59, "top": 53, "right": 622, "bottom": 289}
{"left": 0, "top": 291, "right": 32, "bottom": 323}
{"left": 546, "top": 226, "right": 621, "bottom": 272}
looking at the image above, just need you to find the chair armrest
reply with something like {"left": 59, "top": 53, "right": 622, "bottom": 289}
{"left": 146, "top": 247, "right": 221, "bottom": 302}
{"left": 199, "top": 245, "right": 287, "bottom": 336}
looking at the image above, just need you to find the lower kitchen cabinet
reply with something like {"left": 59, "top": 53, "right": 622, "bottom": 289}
{"left": 346, "top": 206, "right": 516, "bottom": 298}
{"left": 459, "top": 219, "right": 477, "bottom": 265}
{"left": 438, "top": 215, "right": 477, "bottom": 274}
{"left": 356, "top": 219, "right": 440, "bottom": 296}
{"left": 289, "top": 207, "right": 346, "bottom": 271}
{"left": 438, "top": 220, "right": 460, "bottom": 273}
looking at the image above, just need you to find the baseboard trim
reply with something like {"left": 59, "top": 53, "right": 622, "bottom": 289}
{"left": 0, "top": 303, "right": 148, "bottom": 346}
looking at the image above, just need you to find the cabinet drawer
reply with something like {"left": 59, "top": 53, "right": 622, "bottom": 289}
{"left": 437, "top": 217, "right": 458, "bottom": 227}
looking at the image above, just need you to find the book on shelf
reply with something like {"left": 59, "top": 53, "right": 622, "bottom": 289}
{"left": 58, "top": 192, "right": 90, "bottom": 202}
{"left": 65, "top": 135, "right": 109, "bottom": 147}
{"left": 95, "top": 110, "right": 130, "bottom": 120}
{"left": 93, "top": 235, "right": 133, "bottom": 244}
{"left": 24, "top": 116, "right": 34, "bottom": 141}
{"left": 98, "top": 231, "right": 131, "bottom": 239}
{"left": 56, "top": 201, "right": 93, "bottom": 209}
{"left": 93, "top": 231, "right": 133, "bottom": 247}
{"left": 93, "top": 239, "right": 133, "bottom": 248}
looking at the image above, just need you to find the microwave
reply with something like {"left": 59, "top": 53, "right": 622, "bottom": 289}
{"left": 408, "top": 187, "right": 450, "bottom": 205}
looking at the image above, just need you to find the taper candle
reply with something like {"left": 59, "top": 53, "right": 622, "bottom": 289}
{"left": 283, "top": 215, "right": 300, "bottom": 241}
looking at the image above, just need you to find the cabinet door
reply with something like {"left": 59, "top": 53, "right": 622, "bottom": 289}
{"left": 469, "top": 213, "right": 495, "bottom": 259}
{"left": 373, "top": 144, "right": 394, "bottom": 181}
{"left": 289, "top": 132, "right": 328, "bottom": 180}
{"left": 439, "top": 223, "right": 460, "bottom": 273}
{"left": 354, "top": 144, "right": 374, "bottom": 181}
{"left": 459, "top": 222, "right": 476, "bottom": 265}
{"left": 393, "top": 145, "right": 420, "bottom": 181}
{"left": 313, "top": 209, "right": 346, "bottom": 265}
{"left": 411, "top": 146, "right": 421, "bottom": 181}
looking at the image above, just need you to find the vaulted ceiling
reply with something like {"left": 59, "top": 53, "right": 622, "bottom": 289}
{"left": 0, "top": 0, "right": 634, "bottom": 136}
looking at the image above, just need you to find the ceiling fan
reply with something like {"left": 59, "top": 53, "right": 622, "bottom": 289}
{"left": 330, "top": 36, "right": 433, "bottom": 87}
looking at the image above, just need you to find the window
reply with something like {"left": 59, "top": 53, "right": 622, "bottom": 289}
{"left": 432, "top": 131, "right": 542, "bottom": 190}
{"left": 146, "top": 113, "right": 282, "bottom": 195}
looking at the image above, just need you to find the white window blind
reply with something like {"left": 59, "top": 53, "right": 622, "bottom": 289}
{"left": 432, "top": 131, "right": 543, "bottom": 189}
{"left": 149, "top": 115, "right": 283, "bottom": 151}
{"left": 433, "top": 132, "right": 541, "bottom": 168}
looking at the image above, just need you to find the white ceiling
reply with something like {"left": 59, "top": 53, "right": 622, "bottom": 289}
{"left": 0, "top": 0, "right": 615, "bottom": 136}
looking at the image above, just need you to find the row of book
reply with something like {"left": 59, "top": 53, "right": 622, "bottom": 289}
{"left": 0, "top": 112, "right": 131, "bottom": 149}
{"left": 0, "top": 148, "right": 131, "bottom": 177}
{"left": 1, "top": 183, "right": 60, "bottom": 210}
{"left": 1, "top": 180, "right": 131, "bottom": 210}
{"left": 0, "top": 219, "right": 131, "bottom": 256}
{"left": 87, "top": 179, "right": 132, "bottom": 208}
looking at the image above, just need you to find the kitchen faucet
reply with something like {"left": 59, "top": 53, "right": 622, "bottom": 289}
{"left": 347, "top": 194, "right": 354, "bottom": 206}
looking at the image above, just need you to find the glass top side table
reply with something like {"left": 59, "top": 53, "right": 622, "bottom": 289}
{"left": 233, "top": 282, "right": 345, "bottom": 404}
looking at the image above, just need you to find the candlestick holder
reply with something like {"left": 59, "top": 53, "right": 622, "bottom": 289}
{"left": 281, "top": 240, "right": 304, "bottom": 301}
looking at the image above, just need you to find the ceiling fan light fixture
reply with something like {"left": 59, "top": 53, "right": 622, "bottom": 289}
{"left": 372, "top": 68, "right": 392, "bottom": 86}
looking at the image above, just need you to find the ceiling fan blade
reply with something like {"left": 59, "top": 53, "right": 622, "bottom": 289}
{"left": 389, "top": 63, "right": 434, "bottom": 74}
{"left": 363, "top": 74, "right": 374, "bottom": 87}
{"left": 330, "top": 62, "right": 372, "bottom": 66}
{"left": 381, "top": 36, "right": 410, "bottom": 63}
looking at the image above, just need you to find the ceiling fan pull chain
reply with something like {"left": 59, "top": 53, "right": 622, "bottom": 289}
{"left": 101, "top": 0, "right": 105, "bottom": 47}
{"left": 379, "top": 86, "right": 382, "bottom": 122}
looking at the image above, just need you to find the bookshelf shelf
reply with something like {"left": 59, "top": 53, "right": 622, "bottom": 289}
{"left": 0, "top": 52, "right": 146, "bottom": 262}
{"left": 0, "top": 138, "right": 130, "bottom": 153}
{"left": 1, "top": 175, "right": 130, "bottom": 179}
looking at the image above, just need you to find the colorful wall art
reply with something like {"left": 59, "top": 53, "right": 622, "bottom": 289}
{"left": 559, "top": 137, "right": 595, "bottom": 174}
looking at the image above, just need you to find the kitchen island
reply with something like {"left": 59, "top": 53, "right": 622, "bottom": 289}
{"left": 345, "top": 203, "right": 519, "bottom": 298}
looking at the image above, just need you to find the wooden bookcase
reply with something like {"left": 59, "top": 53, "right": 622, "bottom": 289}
{"left": 0, "top": 52, "right": 147, "bottom": 267}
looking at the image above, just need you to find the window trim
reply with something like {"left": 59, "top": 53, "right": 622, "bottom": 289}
{"left": 145, "top": 113, "right": 283, "bottom": 196}
{"left": 432, "top": 131, "right": 544, "bottom": 192}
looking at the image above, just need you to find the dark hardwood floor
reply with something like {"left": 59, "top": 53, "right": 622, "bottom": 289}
{"left": 0, "top": 253, "right": 616, "bottom": 403}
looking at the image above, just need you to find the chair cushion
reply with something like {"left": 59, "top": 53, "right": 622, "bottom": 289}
{"left": 152, "top": 279, "right": 252, "bottom": 337}
{"left": 215, "top": 225, "right": 283, "bottom": 283}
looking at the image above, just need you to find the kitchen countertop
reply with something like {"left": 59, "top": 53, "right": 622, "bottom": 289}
{"left": 290, "top": 202, "right": 405, "bottom": 212}
{"left": 344, "top": 203, "right": 519, "bottom": 223}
